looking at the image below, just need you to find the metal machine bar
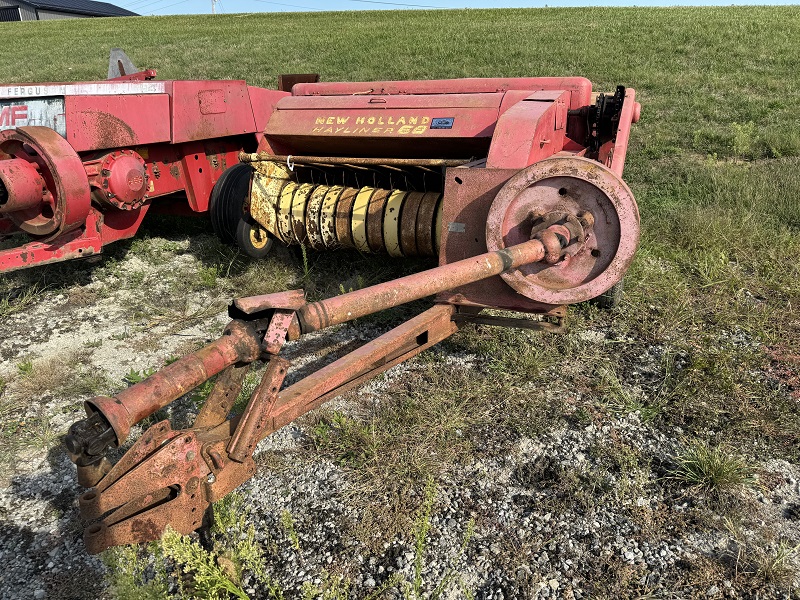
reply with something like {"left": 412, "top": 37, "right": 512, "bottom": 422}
{"left": 85, "top": 321, "right": 261, "bottom": 446}
{"left": 298, "top": 238, "right": 547, "bottom": 332}
{"left": 192, "top": 364, "right": 252, "bottom": 429}
{"left": 227, "top": 357, "right": 289, "bottom": 462}
{"left": 262, "top": 303, "right": 458, "bottom": 438}
{"left": 240, "top": 153, "right": 471, "bottom": 168}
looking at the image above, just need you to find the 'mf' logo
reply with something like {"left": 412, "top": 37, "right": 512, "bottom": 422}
{"left": 0, "top": 105, "right": 28, "bottom": 127}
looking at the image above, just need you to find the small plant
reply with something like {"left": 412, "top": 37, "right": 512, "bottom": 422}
{"left": 596, "top": 366, "right": 661, "bottom": 421}
{"left": 753, "top": 541, "right": 800, "bottom": 585}
{"left": 408, "top": 478, "right": 436, "bottom": 597}
{"left": 124, "top": 367, "right": 157, "bottom": 386}
{"left": 311, "top": 411, "right": 375, "bottom": 468}
{"left": 161, "top": 527, "right": 251, "bottom": 600}
{"left": 101, "top": 543, "right": 169, "bottom": 600}
{"left": 730, "top": 121, "right": 756, "bottom": 159}
{"left": 401, "top": 478, "right": 475, "bottom": 600}
{"left": 281, "top": 509, "right": 301, "bottom": 553}
{"left": 17, "top": 360, "right": 33, "bottom": 377}
{"left": 299, "top": 244, "right": 312, "bottom": 281}
{"left": 670, "top": 441, "right": 756, "bottom": 493}
{"left": 198, "top": 265, "right": 220, "bottom": 288}
{"left": 0, "top": 285, "right": 39, "bottom": 319}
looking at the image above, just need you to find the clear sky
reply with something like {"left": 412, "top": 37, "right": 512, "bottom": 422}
{"left": 125, "top": 0, "right": 800, "bottom": 18}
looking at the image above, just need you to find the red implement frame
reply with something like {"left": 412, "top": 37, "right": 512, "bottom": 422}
{"left": 55, "top": 70, "right": 642, "bottom": 554}
{"left": 67, "top": 222, "right": 597, "bottom": 553}
{"left": 0, "top": 57, "right": 288, "bottom": 273}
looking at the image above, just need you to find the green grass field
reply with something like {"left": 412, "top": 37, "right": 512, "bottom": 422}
{"left": 1, "top": 5, "right": 800, "bottom": 598}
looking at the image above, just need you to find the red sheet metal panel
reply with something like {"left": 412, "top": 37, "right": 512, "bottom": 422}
{"left": 292, "top": 77, "right": 592, "bottom": 109}
{"left": 248, "top": 86, "right": 290, "bottom": 135}
{"left": 265, "top": 92, "right": 502, "bottom": 157}
{"left": 486, "top": 91, "right": 569, "bottom": 169}
{"left": 171, "top": 80, "right": 258, "bottom": 144}
{"left": 65, "top": 94, "right": 171, "bottom": 152}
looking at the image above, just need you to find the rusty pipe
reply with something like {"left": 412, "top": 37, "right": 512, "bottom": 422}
{"left": 0, "top": 159, "right": 45, "bottom": 213}
{"left": 84, "top": 321, "right": 261, "bottom": 446}
{"left": 297, "top": 238, "right": 548, "bottom": 333}
{"left": 239, "top": 152, "right": 471, "bottom": 168}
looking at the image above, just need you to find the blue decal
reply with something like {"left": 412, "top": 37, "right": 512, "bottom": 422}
{"left": 430, "top": 117, "right": 455, "bottom": 130}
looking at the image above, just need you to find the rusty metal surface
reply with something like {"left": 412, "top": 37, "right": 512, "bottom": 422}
{"left": 289, "top": 77, "right": 592, "bottom": 109}
{"left": 233, "top": 289, "right": 306, "bottom": 314}
{"left": 262, "top": 309, "right": 296, "bottom": 355}
{"left": 399, "top": 191, "right": 425, "bottom": 256}
{"left": 335, "top": 187, "right": 358, "bottom": 248}
{"left": 265, "top": 304, "right": 458, "bottom": 436}
{"left": 607, "top": 88, "right": 640, "bottom": 177}
{"left": 485, "top": 156, "right": 639, "bottom": 305}
{"left": 85, "top": 320, "right": 262, "bottom": 446}
{"left": 0, "top": 126, "right": 91, "bottom": 237}
{"left": 453, "top": 309, "right": 567, "bottom": 333}
{"left": 436, "top": 167, "right": 562, "bottom": 313}
{"left": 76, "top": 305, "right": 458, "bottom": 553}
{"left": 415, "top": 192, "right": 439, "bottom": 256}
{"left": 249, "top": 161, "right": 441, "bottom": 257}
{"left": 241, "top": 153, "right": 470, "bottom": 168}
{"left": 486, "top": 91, "right": 569, "bottom": 169}
{"left": 193, "top": 364, "right": 251, "bottom": 429}
{"left": 0, "top": 209, "right": 103, "bottom": 273}
{"left": 249, "top": 160, "right": 292, "bottom": 238}
{"left": 227, "top": 357, "right": 289, "bottom": 462}
{"left": 0, "top": 158, "right": 45, "bottom": 213}
{"left": 297, "top": 237, "right": 547, "bottom": 333}
{"left": 366, "top": 188, "right": 390, "bottom": 252}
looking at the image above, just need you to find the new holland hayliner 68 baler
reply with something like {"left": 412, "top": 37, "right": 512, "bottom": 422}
{"left": 52, "top": 66, "right": 642, "bottom": 553}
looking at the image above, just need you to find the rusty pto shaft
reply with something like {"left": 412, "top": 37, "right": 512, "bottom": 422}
{"left": 297, "top": 236, "right": 552, "bottom": 332}
{"left": 66, "top": 321, "right": 261, "bottom": 453}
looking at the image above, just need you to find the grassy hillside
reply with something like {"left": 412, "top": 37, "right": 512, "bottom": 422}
{"left": 1, "top": 6, "right": 800, "bottom": 598}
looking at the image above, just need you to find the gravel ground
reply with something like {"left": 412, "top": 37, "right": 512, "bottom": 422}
{"left": 1, "top": 236, "right": 799, "bottom": 599}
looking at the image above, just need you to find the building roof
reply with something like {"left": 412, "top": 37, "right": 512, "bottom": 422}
{"left": 23, "top": 0, "right": 138, "bottom": 17}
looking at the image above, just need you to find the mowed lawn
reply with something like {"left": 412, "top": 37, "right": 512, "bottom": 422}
{"left": 1, "top": 5, "right": 800, "bottom": 597}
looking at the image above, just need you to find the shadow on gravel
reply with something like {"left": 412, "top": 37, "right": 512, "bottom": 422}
{"left": 2, "top": 444, "right": 107, "bottom": 600}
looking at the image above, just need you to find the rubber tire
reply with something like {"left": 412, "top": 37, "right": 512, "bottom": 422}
{"left": 593, "top": 279, "right": 624, "bottom": 310}
{"left": 209, "top": 163, "right": 253, "bottom": 245}
{"left": 235, "top": 215, "right": 274, "bottom": 259}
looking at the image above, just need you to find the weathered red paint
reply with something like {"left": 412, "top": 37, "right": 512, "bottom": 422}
{"left": 84, "top": 320, "right": 262, "bottom": 447}
{"left": 0, "top": 71, "right": 287, "bottom": 274}
{"left": 297, "top": 238, "right": 549, "bottom": 333}
{"left": 57, "top": 71, "right": 644, "bottom": 554}
{"left": 65, "top": 94, "right": 171, "bottom": 151}
{"left": 0, "top": 157, "right": 45, "bottom": 213}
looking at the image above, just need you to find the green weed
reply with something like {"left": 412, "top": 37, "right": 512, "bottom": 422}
{"left": 671, "top": 441, "right": 756, "bottom": 493}
{"left": 0, "top": 286, "right": 39, "bottom": 318}
{"left": 124, "top": 367, "right": 157, "bottom": 386}
{"left": 280, "top": 510, "right": 301, "bottom": 553}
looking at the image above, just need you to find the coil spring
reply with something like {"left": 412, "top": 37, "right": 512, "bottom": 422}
{"left": 249, "top": 161, "right": 443, "bottom": 257}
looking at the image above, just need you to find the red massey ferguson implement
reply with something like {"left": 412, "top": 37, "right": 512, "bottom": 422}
{"left": 0, "top": 50, "right": 288, "bottom": 271}
{"left": 63, "top": 74, "right": 642, "bottom": 553}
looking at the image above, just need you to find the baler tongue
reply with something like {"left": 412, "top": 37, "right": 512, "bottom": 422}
{"left": 66, "top": 151, "right": 640, "bottom": 552}
{"left": 57, "top": 74, "right": 642, "bottom": 553}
